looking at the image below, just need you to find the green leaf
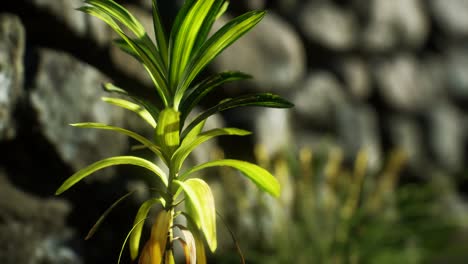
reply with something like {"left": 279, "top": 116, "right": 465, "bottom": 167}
{"left": 180, "top": 159, "right": 280, "bottom": 197}
{"left": 179, "top": 71, "right": 252, "bottom": 123}
{"left": 71, "top": 123, "right": 164, "bottom": 162}
{"left": 170, "top": 0, "right": 216, "bottom": 89}
{"left": 156, "top": 108, "right": 181, "bottom": 156}
{"left": 184, "top": 215, "right": 208, "bottom": 264}
{"left": 102, "top": 97, "right": 156, "bottom": 128}
{"left": 174, "top": 179, "right": 217, "bottom": 252}
{"left": 182, "top": 93, "right": 294, "bottom": 138}
{"left": 118, "top": 217, "right": 148, "bottom": 264}
{"left": 152, "top": 0, "right": 168, "bottom": 66}
{"left": 56, "top": 156, "right": 168, "bottom": 195}
{"left": 175, "top": 11, "right": 265, "bottom": 104}
{"left": 85, "top": 191, "right": 135, "bottom": 240}
{"left": 173, "top": 127, "right": 251, "bottom": 171}
{"left": 130, "top": 197, "right": 166, "bottom": 260}
{"left": 192, "top": 0, "right": 226, "bottom": 53}
{"left": 113, "top": 38, "right": 142, "bottom": 62}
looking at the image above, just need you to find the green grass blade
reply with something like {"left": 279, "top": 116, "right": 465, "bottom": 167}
{"left": 173, "top": 127, "right": 251, "bottom": 171}
{"left": 71, "top": 123, "right": 165, "bottom": 161}
{"left": 152, "top": 0, "right": 168, "bottom": 66}
{"left": 102, "top": 97, "right": 156, "bottom": 128}
{"left": 85, "top": 191, "right": 135, "bottom": 240}
{"left": 181, "top": 93, "right": 294, "bottom": 138}
{"left": 180, "top": 159, "right": 280, "bottom": 197}
{"left": 56, "top": 156, "right": 168, "bottom": 195}
{"left": 130, "top": 197, "right": 166, "bottom": 260}
{"left": 174, "top": 179, "right": 217, "bottom": 252}
{"left": 179, "top": 71, "right": 252, "bottom": 122}
{"left": 175, "top": 11, "right": 265, "bottom": 103}
{"left": 169, "top": 0, "right": 216, "bottom": 89}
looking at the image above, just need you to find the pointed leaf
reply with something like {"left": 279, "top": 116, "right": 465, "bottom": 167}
{"left": 119, "top": 217, "right": 149, "bottom": 264}
{"left": 175, "top": 11, "right": 265, "bottom": 102}
{"left": 182, "top": 93, "right": 294, "bottom": 138}
{"left": 174, "top": 179, "right": 217, "bottom": 252}
{"left": 180, "top": 159, "right": 280, "bottom": 197}
{"left": 85, "top": 191, "right": 135, "bottom": 240}
{"left": 71, "top": 123, "right": 164, "bottom": 161}
{"left": 56, "top": 156, "right": 168, "bottom": 195}
{"left": 192, "top": 0, "right": 226, "bottom": 53}
{"left": 179, "top": 71, "right": 252, "bottom": 121}
{"left": 130, "top": 197, "right": 166, "bottom": 260}
{"left": 152, "top": 0, "right": 168, "bottom": 66}
{"left": 102, "top": 97, "right": 156, "bottom": 128}
{"left": 173, "top": 127, "right": 251, "bottom": 171}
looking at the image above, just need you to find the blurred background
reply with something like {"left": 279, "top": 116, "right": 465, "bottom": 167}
{"left": 1, "top": 0, "right": 468, "bottom": 263}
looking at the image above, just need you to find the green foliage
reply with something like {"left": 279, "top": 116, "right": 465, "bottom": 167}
{"left": 55, "top": 0, "right": 293, "bottom": 263}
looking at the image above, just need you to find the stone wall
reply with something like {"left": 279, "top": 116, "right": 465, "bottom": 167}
{"left": 1, "top": 0, "right": 468, "bottom": 263}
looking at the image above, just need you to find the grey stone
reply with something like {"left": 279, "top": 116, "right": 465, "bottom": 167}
{"left": 374, "top": 55, "right": 442, "bottom": 112}
{"left": 362, "top": 0, "right": 429, "bottom": 51}
{"left": 0, "top": 171, "right": 81, "bottom": 264}
{"left": 29, "top": 48, "right": 127, "bottom": 178}
{"left": 255, "top": 108, "right": 293, "bottom": 157}
{"left": 292, "top": 71, "right": 346, "bottom": 126}
{"left": 0, "top": 14, "right": 25, "bottom": 141}
{"left": 336, "top": 104, "right": 382, "bottom": 173}
{"left": 446, "top": 47, "right": 468, "bottom": 99}
{"left": 388, "top": 116, "right": 426, "bottom": 172}
{"left": 430, "top": 0, "right": 468, "bottom": 37}
{"left": 212, "top": 12, "right": 306, "bottom": 91}
{"left": 299, "top": 2, "right": 358, "bottom": 50}
{"left": 340, "top": 57, "right": 372, "bottom": 100}
{"left": 429, "top": 102, "right": 465, "bottom": 172}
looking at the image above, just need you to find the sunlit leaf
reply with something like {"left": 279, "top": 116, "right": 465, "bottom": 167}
{"left": 156, "top": 108, "right": 181, "bottom": 156}
{"left": 175, "top": 11, "right": 265, "bottom": 103}
{"left": 179, "top": 71, "right": 251, "bottom": 122}
{"left": 173, "top": 127, "right": 251, "bottom": 171}
{"left": 119, "top": 217, "right": 148, "bottom": 264}
{"left": 71, "top": 123, "right": 164, "bottom": 161}
{"left": 174, "top": 179, "right": 217, "bottom": 251}
{"left": 182, "top": 93, "right": 294, "bottom": 138}
{"left": 178, "top": 227, "right": 197, "bottom": 264}
{"left": 137, "top": 210, "right": 172, "bottom": 264}
{"left": 130, "top": 197, "right": 166, "bottom": 260}
{"left": 56, "top": 156, "right": 168, "bottom": 195}
{"left": 180, "top": 159, "right": 280, "bottom": 197}
{"left": 185, "top": 215, "right": 207, "bottom": 264}
{"left": 85, "top": 191, "right": 135, "bottom": 240}
{"left": 192, "top": 0, "right": 226, "bottom": 53}
{"left": 102, "top": 97, "right": 156, "bottom": 128}
{"left": 152, "top": 0, "right": 168, "bottom": 66}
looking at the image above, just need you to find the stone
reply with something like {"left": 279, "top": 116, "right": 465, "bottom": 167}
{"left": 212, "top": 12, "right": 306, "bottom": 92}
{"left": 336, "top": 104, "right": 382, "bottom": 173}
{"left": 29, "top": 48, "right": 127, "bottom": 178}
{"left": 0, "top": 170, "right": 81, "bottom": 264}
{"left": 292, "top": 71, "right": 346, "bottom": 126}
{"left": 428, "top": 102, "right": 465, "bottom": 172}
{"left": 445, "top": 47, "right": 468, "bottom": 100}
{"left": 374, "top": 55, "right": 442, "bottom": 112}
{"left": 0, "top": 14, "right": 25, "bottom": 141}
{"left": 362, "top": 0, "right": 429, "bottom": 51}
{"left": 298, "top": 1, "right": 358, "bottom": 51}
{"left": 430, "top": 0, "right": 468, "bottom": 37}
{"left": 340, "top": 57, "right": 372, "bottom": 100}
{"left": 255, "top": 108, "right": 293, "bottom": 157}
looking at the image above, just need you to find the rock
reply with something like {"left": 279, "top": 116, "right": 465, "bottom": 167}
{"left": 255, "top": 108, "right": 293, "bottom": 157}
{"left": 27, "top": 0, "right": 111, "bottom": 46}
{"left": 428, "top": 102, "right": 465, "bottom": 172}
{"left": 292, "top": 71, "right": 346, "bottom": 126}
{"left": 336, "top": 104, "right": 382, "bottom": 172}
{"left": 374, "top": 55, "right": 442, "bottom": 112}
{"left": 445, "top": 47, "right": 468, "bottom": 100}
{"left": 362, "top": 0, "right": 429, "bottom": 51}
{"left": 430, "top": 0, "right": 468, "bottom": 37}
{"left": 298, "top": 1, "right": 358, "bottom": 50}
{"left": 0, "top": 170, "right": 81, "bottom": 264}
{"left": 340, "top": 57, "right": 372, "bottom": 100}
{"left": 0, "top": 14, "right": 25, "bottom": 141}
{"left": 212, "top": 12, "right": 305, "bottom": 92}
{"left": 388, "top": 116, "right": 426, "bottom": 172}
{"left": 29, "top": 48, "right": 127, "bottom": 178}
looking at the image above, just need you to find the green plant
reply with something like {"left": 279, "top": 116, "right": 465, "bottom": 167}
{"left": 55, "top": 0, "right": 293, "bottom": 263}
